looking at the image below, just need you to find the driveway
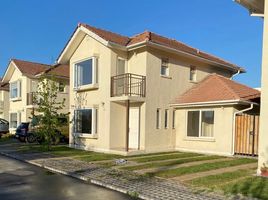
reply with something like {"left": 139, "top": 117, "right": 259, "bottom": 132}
{"left": 0, "top": 155, "right": 130, "bottom": 200}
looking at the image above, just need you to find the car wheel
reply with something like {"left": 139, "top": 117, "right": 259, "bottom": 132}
{"left": 26, "top": 133, "right": 36, "bottom": 143}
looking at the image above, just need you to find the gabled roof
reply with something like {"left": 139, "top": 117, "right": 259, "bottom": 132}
{"left": 58, "top": 23, "right": 244, "bottom": 73}
{"left": 0, "top": 81, "right": 9, "bottom": 91}
{"left": 235, "top": 0, "right": 264, "bottom": 14}
{"left": 173, "top": 74, "right": 260, "bottom": 106}
{"left": 12, "top": 59, "right": 50, "bottom": 77}
{"left": 43, "top": 64, "right": 69, "bottom": 79}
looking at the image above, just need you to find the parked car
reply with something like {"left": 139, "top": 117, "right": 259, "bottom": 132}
{"left": 15, "top": 122, "right": 30, "bottom": 142}
{"left": 0, "top": 118, "right": 9, "bottom": 138}
{"left": 15, "top": 122, "right": 67, "bottom": 144}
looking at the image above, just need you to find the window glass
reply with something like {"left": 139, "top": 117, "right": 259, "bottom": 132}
{"left": 201, "top": 111, "right": 214, "bottom": 137}
{"left": 161, "top": 58, "right": 169, "bottom": 76}
{"left": 164, "top": 109, "right": 168, "bottom": 129}
{"left": 75, "top": 59, "right": 93, "bottom": 87}
{"left": 10, "top": 82, "right": 18, "bottom": 99}
{"left": 117, "top": 59, "right": 126, "bottom": 75}
{"left": 74, "top": 109, "right": 92, "bottom": 134}
{"left": 187, "top": 111, "right": 199, "bottom": 137}
{"left": 156, "top": 108, "right": 161, "bottom": 129}
{"left": 10, "top": 113, "right": 17, "bottom": 128}
{"left": 190, "top": 66, "right": 197, "bottom": 81}
{"left": 172, "top": 110, "right": 176, "bottom": 129}
{"left": 58, "top": 82, "right": 65, "bottom": 92}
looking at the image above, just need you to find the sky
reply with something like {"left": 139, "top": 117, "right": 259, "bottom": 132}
{"left": 0, "top": 0, "right": 263, "bottom": 87}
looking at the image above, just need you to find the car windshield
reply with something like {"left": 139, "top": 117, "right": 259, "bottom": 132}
{"left": 0, "top": 119, "right": 8, "bottom": 124}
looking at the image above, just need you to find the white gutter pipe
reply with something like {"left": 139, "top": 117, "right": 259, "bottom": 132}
{"left": 232, "top": 103, "right": 254, "bottom": 155}
{"left": 231, "top": 69, "right": 241, "bottom": 80}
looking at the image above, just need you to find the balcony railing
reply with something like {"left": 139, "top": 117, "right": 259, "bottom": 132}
{"left": 27, "top": 92, "right": 35, "bottom": 105}
{"left": 0, "top": 101, "right": 3, "bottom": 110}
{"left": 111, "top": 73, "right": 146, "bottom": 97}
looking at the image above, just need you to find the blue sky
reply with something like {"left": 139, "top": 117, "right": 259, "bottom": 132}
{"left": 0, "top": 0, "right": 263, "bottom": 87}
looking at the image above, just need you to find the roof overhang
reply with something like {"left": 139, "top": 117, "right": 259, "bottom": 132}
{"left": 170, "top": 99, "right": 259, "bottom": 108}
{"left": 235, "top": 0, "right": 264, "bottom": 16}
{"left": 2, "top": 60, "right": 22, "bottom": 82}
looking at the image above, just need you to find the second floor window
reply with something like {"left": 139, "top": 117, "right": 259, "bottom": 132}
{"left": 161, "top": 58, "right": 169, "bottom": 76}
{"left": 10, "top": 80, "right": 21, "bottom": 99}
{"left": 74, "top": 57, "right": 98, "bottom": 88}
{"left": 58, "top": 82, "right": 65, "bottom": 92}
{"left": 190, "top": 66, "right": 197, "bottom": 82}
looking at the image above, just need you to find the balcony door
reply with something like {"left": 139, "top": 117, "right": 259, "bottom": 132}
{"left": 116, "top": 58, "right": 126, "bottom": 95}
{"left": 129, "top": 107, "right": 140, "bottom": 150}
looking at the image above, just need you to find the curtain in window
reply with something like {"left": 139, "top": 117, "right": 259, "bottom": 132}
{"left": 201, "top": 111, "right": 214, "bottom": 137}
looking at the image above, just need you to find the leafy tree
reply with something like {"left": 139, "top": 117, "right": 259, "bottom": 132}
{"left": 32, "top": 74, "right": 68, "bottom": 150}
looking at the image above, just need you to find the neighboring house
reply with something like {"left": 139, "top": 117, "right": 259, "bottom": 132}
{"left": 0, "top": 80, "right": 9, "bottom": 120}
{"left": 2, "top": 59, "right": 69, "bottom": 133}
{"left": 57, "top": 23, "right": 248, "bottom": 155}
{"left": 172, "top": 74, "right": 260, "bottom": 156}
{"left": 235, "top": 0, "right": 267, "bottom": 174}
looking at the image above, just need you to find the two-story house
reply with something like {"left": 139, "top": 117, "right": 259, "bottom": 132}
{"left": 2, "top": 59, "right": 69, "bottom": 133}
{"left": 0, "top": 80, "right": 9, "bottom": 120}
{"left": 57, "top": 23, "right": 248, "bottom": 155}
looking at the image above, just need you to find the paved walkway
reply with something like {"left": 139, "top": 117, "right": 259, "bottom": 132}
{"left": 0, "top": 142, "right": 223, "bottom": 200}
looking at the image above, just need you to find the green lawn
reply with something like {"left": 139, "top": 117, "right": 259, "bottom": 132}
{"left": 130, "top": 152, "right": 201, "bottom": 163}
{"left": 152, "top": 158, "right": 257, "bottom": 178}
{"left": 121, "top": 155, "right": 222, "bottom": 171}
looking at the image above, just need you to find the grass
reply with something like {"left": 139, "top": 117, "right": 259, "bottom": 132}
{"left": 0, "top": 134, "right": 16, "bottom": 143}
{"left": 121, "top": 155, "right": 222, "bottom": 171}
{"left": 152, "top": 158, "right": 257, "bottom": 178}
{"left": 222, "top": 176, "right": 268, "bottom": 199}
{"left": 130, "top": 152, "right": 201, "bottom": 163}
{"left": 188, "top": 168, "right": 255, "bottom": 189}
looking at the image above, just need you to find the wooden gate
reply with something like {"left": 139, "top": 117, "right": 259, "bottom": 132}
{"left": 235, "top": 114, "right": 259, "bottom": 156}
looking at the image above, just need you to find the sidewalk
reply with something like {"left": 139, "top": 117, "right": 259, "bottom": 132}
{"left": 0, "top": 143, "right": 223, "bottom": 200}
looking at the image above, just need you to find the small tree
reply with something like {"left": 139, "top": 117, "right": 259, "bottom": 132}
{"left": 32, "top": 74, "right": 68, "bottom": 150}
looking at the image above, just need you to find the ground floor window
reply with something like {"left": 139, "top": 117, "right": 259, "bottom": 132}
{"left": 74, "top": 108, "right": 98, "bottom": 134}
{"left": 187, "top": 110, "right": 214, "bottom": 138}
{"left": 10, "top": 112, "right": 21, "bottom": 128}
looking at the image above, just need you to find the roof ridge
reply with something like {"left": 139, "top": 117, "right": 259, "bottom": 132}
{"left": 12, "top": 58, "right": 51, "bottom": 67}
{"left": 79, "top": 23, "right": 130, "bottom": 39}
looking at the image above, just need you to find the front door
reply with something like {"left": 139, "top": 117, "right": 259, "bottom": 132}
{"left": 129, "top": 107, "right": 140, "bottom": 149}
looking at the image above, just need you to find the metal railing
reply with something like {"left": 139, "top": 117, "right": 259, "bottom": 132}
{"left": 111, "top": 73, "right": 146, "bottom": 97}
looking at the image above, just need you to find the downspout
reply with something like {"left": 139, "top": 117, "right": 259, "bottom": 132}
{"left": 232, "top": 103, "right": 254, "bottom": 155}
{"left": 230, "top": 69, "right": 241, "bottom": 80}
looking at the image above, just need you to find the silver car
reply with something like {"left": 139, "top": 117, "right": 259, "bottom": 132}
{"left": 0, "top": 118, "right": 9, "bottom": 136}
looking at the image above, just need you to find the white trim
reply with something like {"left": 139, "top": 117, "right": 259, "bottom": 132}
{"left": 175, "top": 147, "right": 233, "bottom": 157}
{"left": 186, "top": 109, "right": 215, "bottom": 139}
{"left": 170, "top": 99, "right": 259, "bottom": 108}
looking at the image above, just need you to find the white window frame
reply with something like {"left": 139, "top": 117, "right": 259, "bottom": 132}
{"left": 73, "top": 107, "right": 98, "bottom": 136}
{"left": 186, "top": 109, "right": 214, "bottom": 139}
{"left": 10, "top": 80, "right": 21, "bottom": 100}
{"left": 9, "top": 112, "right": 21, "bottom": 129}
{"left": 160, "top": 58, "right": 169, "bottom": 77}
{"left": 73, "top": 57, "right": 98, "bottom": 90}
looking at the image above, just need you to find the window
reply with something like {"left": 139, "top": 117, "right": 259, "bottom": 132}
{"left": 156, "top": 108, "right": 161, "bottom": 129}
{"left": 187, "top": 110, "right": 214, "bottom": 138}
{"left": 164, "top": 109, "right": 169, "bottom": 129}
{"left": 58, "top": 82, "right": 65, "bottom": 92}
{"left": 10, "top": 81, "right": 21, "bottom": 99}
{"left": 117, "top": 58, "right": 126, "bottom": 75}
{"left": 172, "top": 110, "right": 176, "bottom": 129}
{"left": 74, "top": 57, "right": 98, "bottom": 88}
{"left": 10, "top": 112, "right": 21, "bottom": 129}
{"left": 190, "top": 66, "right": 197, "bottom": 82}
{"left": 161, "top": 58, "right": 169, "bottom": 76}
{"left": 74, "top": 108, "right": 98, "bottom": 134}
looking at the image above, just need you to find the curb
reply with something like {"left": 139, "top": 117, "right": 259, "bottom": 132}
{"left": 0, "top": 151, "right": 145, "bottom": 199}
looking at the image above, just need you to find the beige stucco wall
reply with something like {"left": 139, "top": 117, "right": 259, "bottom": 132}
{"left": 175, "top": 106, "right": 235, "bottom": 156}
{"left": 0, "top": 90, "right": 9, "bottom": 120}
{"left": 143, "top": 47, "right": 232, "bottom": 152}
{"left": 66, "top": 32, "right": 237, "bottom": 154}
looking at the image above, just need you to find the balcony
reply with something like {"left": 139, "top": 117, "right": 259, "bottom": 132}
{"left": 111, "top": 73, "right": 146, "bottom": 98}
{"left": 27, "top": 92, "right": 35, "bottom": 106}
